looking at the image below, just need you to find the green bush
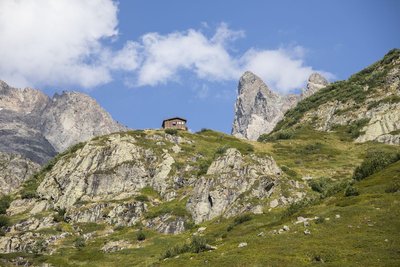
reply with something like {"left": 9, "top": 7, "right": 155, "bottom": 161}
{"left": 227, "top": 214, "right": 252, "bottom": 232}
{"left": 0, "top": 215, "right": 10, "bottom": 228}
{"left": 385, "top": 182, "right": 400, "bottom": 193}
{"left": 353, "top": 151, "right": 400, "bottom": 181}
{"left": 197, "top": 159, "right": 212, "bottom": 176}
{"left": 197, "top": 128, "right": 211, "bottom": 134}
{"left": 74, "top": 237, "right": 85, "bottom": 249}
{"left": 161, "top": 236, "right": 210, "bottom": 259}
{"left": 281, "top": 166, "right": 298, "bottom": 178}
{"left": 344, "top": 185, "right": 359, "bottom": 197}
{"left": 184, "top": 220, "right": 195, "bottom": 230}
{"left": 234, "top": 214, "right": 252, "bottom": 225}
{"left": 165, "top": 128, "right": 178, "bottom": 135}
{"left": 301, "top": 142, "right": 324, "bottom": 154}
{"left": 309, "top": 178, "right": 329, "bottom": 194}
{"left": 53, "top": 208, "right": 66, "bottom": 222}
{"left": 257, "top": 129, "right": 294, "bottom": 142}
{"left": 315, "top": 216, "right": 325, "bottom": 224}
{"left": 215, "top": 145, "right": 228, "bottom": 156}
{"left": 0, "top": 195, "right": 11, "bottom": 214}
{"left": 282, "top": 198, "right": 318, "bottom": 218}
{"left": 135, "top": 195, "right": 149, "bottom": 202}
{"left": 136, "top": 230, "right": 146, "bottom": 241}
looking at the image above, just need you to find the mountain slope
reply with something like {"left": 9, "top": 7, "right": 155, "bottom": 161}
{"left": 232, "top": 71, "right": 328, "bottom": 141}
{"left": 0, "top": 128, "right": 398, "bottom": 266}
{"left": 272, "top": 49, "right": 400, "bottom": 144}
{"left": 0, "top": 81, "right": 126, "bottom": 194}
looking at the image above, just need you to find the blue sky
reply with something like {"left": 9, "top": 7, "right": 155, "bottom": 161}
{"left": 0, "top": 0, "right": 399, "bottom": 133}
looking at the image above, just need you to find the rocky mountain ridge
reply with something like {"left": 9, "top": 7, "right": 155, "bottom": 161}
{"left": 232, "top": 71, "right": 329, "bottom": 140}
{"left": 0, "top": 81, "right": 126, "bottom": 194}
{"left": 272, "top": 48, "right": 400, "bottom": 145}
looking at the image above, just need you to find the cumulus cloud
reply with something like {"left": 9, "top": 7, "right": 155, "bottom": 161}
{"left": 136, "top": 25, "right": 242, "bottom": 86}
{"left": 0, "top": 0, "right": 330, "bottom": 93}
{"left": 132, "top": 25, "right": 330, "bottom": 93}
{"left": 240, "top": 47, "right": 314, "bottom": 93}
{"left": 0, "top": 0, "right": 138, "bottom": 88}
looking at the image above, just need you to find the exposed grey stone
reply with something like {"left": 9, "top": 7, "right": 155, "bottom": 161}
{"left": 232, "top": 72, "right": 328, "bottom": 140}
{"left": 238, "top": 242, "right": 247, "bottom": 248}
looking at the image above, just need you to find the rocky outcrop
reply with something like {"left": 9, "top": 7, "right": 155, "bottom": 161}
{"left": 232, "top": 72, "right": 328, "bottom": 140}
{"left": 41, "top": 92, "right": 126, "bottom": 152}
{"left": 23, "top": 131, "right": 302, "bottom": 234}
{"left": 187, "top": 148, "right": 281, "bottom": 223}
{"left": 276, "top": 49, "right": 400, "bottom": 145}
{"left": 0, "top": 152, "right": 40, "bottom": 194}
{"left": 301, "top": 73, "right": 329, "bottom": 99}
{"left": 0, "top": 80, "right": 125, "bottom": 163}
{"left": 0, "top": 80, "right": 125, "bottom": 194}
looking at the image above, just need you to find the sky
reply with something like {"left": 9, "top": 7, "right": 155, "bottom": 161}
{"left": 0, "top": 0, "right": 399, "bottom": 133}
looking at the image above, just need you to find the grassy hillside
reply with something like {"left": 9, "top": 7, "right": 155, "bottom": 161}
{"left": 1, "top": 128, "right": 398, "bottom": 266}
{"left": 271, "top": 48, "right": 400, "bottom": 136}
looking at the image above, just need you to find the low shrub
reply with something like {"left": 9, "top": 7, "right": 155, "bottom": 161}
{"left": 353, "top": 151, "right": 400, "bottom": 181}
{"left": 227, "top": 214, "right": 252, "bottom": 232}
{"left": 282, "top": 198, "right": 318, "bottom": 218}
{"left": 257, "top": 129, "right": 294, "bottom": 142}
{"left": 234, "top": 214, "right": 252, "bottom": 225}
{"left": 344, "top": 185, "right": 359, "bottom": 197}
{"left": 315, "top": 216, "right": 325, "bottom": 224}
{"left": 0, "top": 195, "right": 11, "bottom": 214}
{"left": 197, "top": 159, "right": 212, "bottom": 176}
{"left": 162, "top": 236, "right": 210, "bottom": 259}
{"left": 53, "top": 208, "right": 66, "bottom": 223}
{"left": 215, "top": 145, "right": 228, "bottom": 156}
{"left": 385, "top": 182, "right": 400, "bottom": 193}
{"left": 135, "top": 195, "right": 149, "bottom": 202}
{"left": 165, "top": 128, "right": 178, "bottom": 135}
{"left": 74, "top": 237, "right": 85, "bottom": 249}
{"left": 281, "top": 166, "right": 298, "bottom": 178}
{"left": 136, "top": 230, "right": 146, "bottom": 241}
{"left": 0, "top": 215, "right": 10, "bottom": 228}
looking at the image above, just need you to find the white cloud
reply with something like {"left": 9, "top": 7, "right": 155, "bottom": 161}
{"left": 136, "top": 25, "right": 242, "bottom": 86}
{"left": 0, "top": 1, "right": 330, "bottom": 94}
{"left": 0, "top": 0, "right": 138, "bottom": 88}
{"left": 132, "top": 25, "right": 330, "bottom": 94}
{"left": 240, "top": 47, "right": 315, "bottom": 93}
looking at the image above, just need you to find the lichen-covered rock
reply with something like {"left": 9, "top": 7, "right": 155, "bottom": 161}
{"left": 144, "top": 214, "right": 186, "bottom": 234}
{"left": 36, "top": 135, "right": 159, "bottom": 208}
{"left": 0, "top": 152, "right": 40, "bottom": 194}
{"left": 187, "top": 148, "right": 281, "bottom": 223}
{"left": 67, "top": 201, "right": 147, "bottom": 227}
{"left": 101, "top": 240, "right": 133, "bottom": 253}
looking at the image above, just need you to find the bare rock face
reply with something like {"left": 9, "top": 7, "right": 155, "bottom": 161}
{"left": 301, "top": 73, "right": 329, "bottom": 99}
{"left": 0, "top": 80, "right": 125, "bottom": 194}
{"left": 0, "top": 152, "right": 40, "bottom": 195}
{"left": 0, "top": 80, "right": 126, "bottom": 159}
{"left": 231, "top": 72, "right": 328, "bottom": 140}
{"left": 41, "top": 92, "right": 126, "bottom": 152}
{"left": 187, "top": 148, "right": 282, "bottom": 223}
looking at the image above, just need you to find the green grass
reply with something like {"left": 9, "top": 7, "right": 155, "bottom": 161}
{"left": 273, "top": 49, "right": 400, "bottom": 135}
{"left": 145, "top": 198, "right": 189, "bottom": 219}
{"left": 2, "top": 120, "right": 400, "bottom": 266}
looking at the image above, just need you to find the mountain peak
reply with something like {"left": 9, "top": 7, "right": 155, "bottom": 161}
{"left": 302, "top": 72, "right": 329, "bottom": 99}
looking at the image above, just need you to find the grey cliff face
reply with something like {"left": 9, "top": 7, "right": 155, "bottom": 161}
{"left": 0, "top": 80, "right": 126, "bottom": 161}
{"left": 41, "top": 91, "right": 126, "bottom": 152}
{"left": 0, "top": 152, "right": 40, "bottom": 195}
{"left": 0, "top": 80, "right": 126, "bottom": 194}
{"left": 24, "top": 132, "right": 303, "bottom": 234}
{"left": 232, "top": 72, "right": 329, "bottom": 140}
{"left": 301, "top": 73, "right": 329, "bottom": 99}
